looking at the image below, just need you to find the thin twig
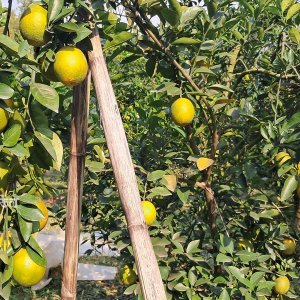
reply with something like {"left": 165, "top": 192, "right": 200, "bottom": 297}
{"left": 3, "top": 0, "right": 12, "bottom": 36}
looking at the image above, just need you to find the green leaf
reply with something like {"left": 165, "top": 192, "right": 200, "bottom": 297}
{"left": 104, "top": 32, "right": 135, "bottom": 50}
{"left": 161, "top": 8, "right": 180, "bottom": 26}
{"left": 9, "top": 143, "right": 29, "bottom": 157}
{"left": 281, "top": 0, "right": 294, "bottom": 13}
{"left": 16, "top": 204, "right": 44, "bottom": 222}
{"left": 209, "top": 84, "right": 233, "bottom": 93}
{"left": 220, "top": 234, "right": 234, "bottom": 255}
{"left": 51, "top": 132, "right": 63, "bottom": 170}
{"left": 85, "top": 160, "right": 104, "bottom": 173}
{"left": 227, "top": 266, "right": 251, "bottom": 288}
{"left": 0, "top": 250, "right": 8, "bottom": 264}
{"left": 30, "top": 83, "right": 59, "bottom": 113}
{"left": 172, "top": 37, "right": 201, "bottom": 45}
{"left": 18, "top": 214, "right": 32, "bottom": 242}
{"left": 2, "top": 256, "right": 13, "bottom": 284}
{"left": 35, "top": 130, "right": 57, "bottom": 161}
{"left": 26, "top": 241, "right": 47, "bottom": 268}
{"left": 147, "top": 170, "right": 166, "bottom": 181}
{"left": 174, "top": 283, "right": 188, "bottom": 292}
{"left": 0, "top": 34, "right": 19, "bottom": 56}
{"left": 286, "top": 3, "right": 300, "bottom": 20}
{"left": 194, "top": 66, "right": 215, "bottom": 75}
{"left": 3, "top": 124, "right": 21, "bottom": 147}
{"left": 280, "top": 175, "right": 298, "bottom": 201}
{"left": 177, "top": 189, "right": 190, "bottom": 203}
{"left": 180, "top": 7, "right": 201, "bottom": 25}
{"left": 52, "top": 7, "right": 75, "bottom": 23}
{"left": 188, "top": 268, "right": 197, "bottom": 286}
{"left": 283, "top": 112, "right": 300, "bottom": 131}
{"left": 167, "top": 0, "right": 182, "bottom": 18}
{"left": 250, "top": 272, "right": 265, "bottom": 286}
{"left": 27, "top": 236, "right": 46, "bottom": 260}
{"left": 218, "top": 289, "right": 230, "bottom": 300}
{"left": 216, "top": 253, "right": 233, "bottom": 263}
{"left": 48, "top": 0, "right": 64, "bottom": 24}
{"left": 74, "top": 26, "right": 92, "bottom": 43}
{"left": 148, "top": 187, "right": 172, "bottom": 198}
{"left": 146, "top": 56, "right": 157, "bottom": 77}
{"left": 237, "top": 251, "right": 260, "bottom": 263}
{"left": 289, "top": 27, "right": 300, "bottom": 45}
{"left": 0, "top": 83, "right": 14, "bottom": 99}
{"left": 18, "top": 40, "right": 30, "bottom": 58}
{"left": 0, "top": 277, "right": 11, "bottom": 299}
{"left": 238, "top": 0, "right": 254, "bottom": 15}
{"left": 55, "top": 22, "right": 79, "bottom": 32}
{"left": 18, "top": 194, "right": 38, "bottom": 205}
{"left": 123, "top": 284, "right": 137, "bottom": 295}
{"left": 186, "top": 240, "right": 200, "bottom": 254}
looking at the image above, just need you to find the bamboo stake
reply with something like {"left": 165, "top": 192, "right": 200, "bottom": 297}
{"left": 87, "top": 27, "right": 166, "bottom": 300}
{"left": 61, "top": 72, "right": 91, "bottom": 300}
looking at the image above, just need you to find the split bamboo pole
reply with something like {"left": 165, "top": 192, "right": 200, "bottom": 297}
{"left": 87, "top": 27, "right": 166, "bottom": 300}
{"left": 61, "top": 72, "right": 91, "bottom": 300}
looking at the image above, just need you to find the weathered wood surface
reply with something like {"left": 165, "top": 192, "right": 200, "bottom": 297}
{"left": 61, "top": 72, "right": 91, "bottom": 300}
{"left": 87, "top": 27, "right": 166, "bottom": 300}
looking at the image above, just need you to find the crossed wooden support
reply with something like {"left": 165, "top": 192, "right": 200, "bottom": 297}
{"left": 61, "top": 27, "right": 166, "bottom": 300}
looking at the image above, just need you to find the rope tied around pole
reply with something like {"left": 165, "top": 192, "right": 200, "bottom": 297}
{"left": 70, "top": 151, "right": 86, "bottom": 157}
{"left": 127, "top": 223, "right": 147, "bottom": 230}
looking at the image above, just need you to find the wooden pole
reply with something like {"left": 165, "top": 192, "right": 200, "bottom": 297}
{"left": 87, "top": 27, "right": 166, "bottom": 300}
{"left": 61, "top": 72, "right": 91, "bottom": 300}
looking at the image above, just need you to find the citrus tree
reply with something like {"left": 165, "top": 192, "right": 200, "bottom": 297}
{"left": 0, "top": 0, "right": 300, "bottom": 299}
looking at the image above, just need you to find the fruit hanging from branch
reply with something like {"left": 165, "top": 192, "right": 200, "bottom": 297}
{"left": 53, "top": 46, "right": 88, "bottom": 87}
{"left": 171, "top": 98, "right": 195, "bottom": 126}
{"left": 12, "top": 247, "right": 47, "bottom": 287}
{"left": 274, "top": 276, "right": 290, "bottom": 295}
{"left": 19, "top": 4, "right": 50, "bottom": 47}
{"left": 141, "top": 200, "right": 157, "bottom": 226}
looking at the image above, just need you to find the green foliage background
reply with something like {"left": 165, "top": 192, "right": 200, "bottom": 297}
{"left": 0, "top": 0, "right": 300, "bottom": 299}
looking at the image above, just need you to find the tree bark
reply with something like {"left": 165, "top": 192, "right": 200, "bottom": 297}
{"left": 61, "top": 72, "right": 91, "bottom": 300}
{"left": 87, "top": 27, "right": 166, "bottom": 300}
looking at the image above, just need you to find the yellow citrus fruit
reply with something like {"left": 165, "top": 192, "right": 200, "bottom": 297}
{"left": 36, "top": 200, "right": 48, "bottom": 230}
{"left": 0, "top": 161, "right": 9, "bottom": 195}
{"left": 244, "top": 74, "right": 251, "bottom": 81}
{"left": 0, "top": 232, "right": 11, "bottom": 251}
{"left": 236, "top": 238, "right": 254, "bottom": 252}
{"left": 282, "top": 238, "right": 296, "bottom": 255}
{"left": 171, "top": 98, "right": 195, "bottom": 126}
{"left": 0, "top": 108, "right": 9, "bottom": 133}
{"left": 19, "top": 4, "right": 50, "bottom": 47}
{"left": 39, "top": 56, "right": 59, "bottom": 82}
{"left": 122, "top": 265, "right": 137, "bottom": 285}
{"left": 274, "top": 276, "right": 290, "bottom": 295}
{"left": 13, "top": 247, "right": 46, "bottom": 287}
{"left": 53, "top": 46, "right": 88, "bottom": 86}
{"left": 141, "top": 200, "right": 156, "bottom": 226}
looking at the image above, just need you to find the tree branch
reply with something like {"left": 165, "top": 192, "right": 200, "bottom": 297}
{"left": 234, "top": 68, "right": 300, "bottom": 80}
{"left": 3, "top": 0, "right": 13, "bottom": 36}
